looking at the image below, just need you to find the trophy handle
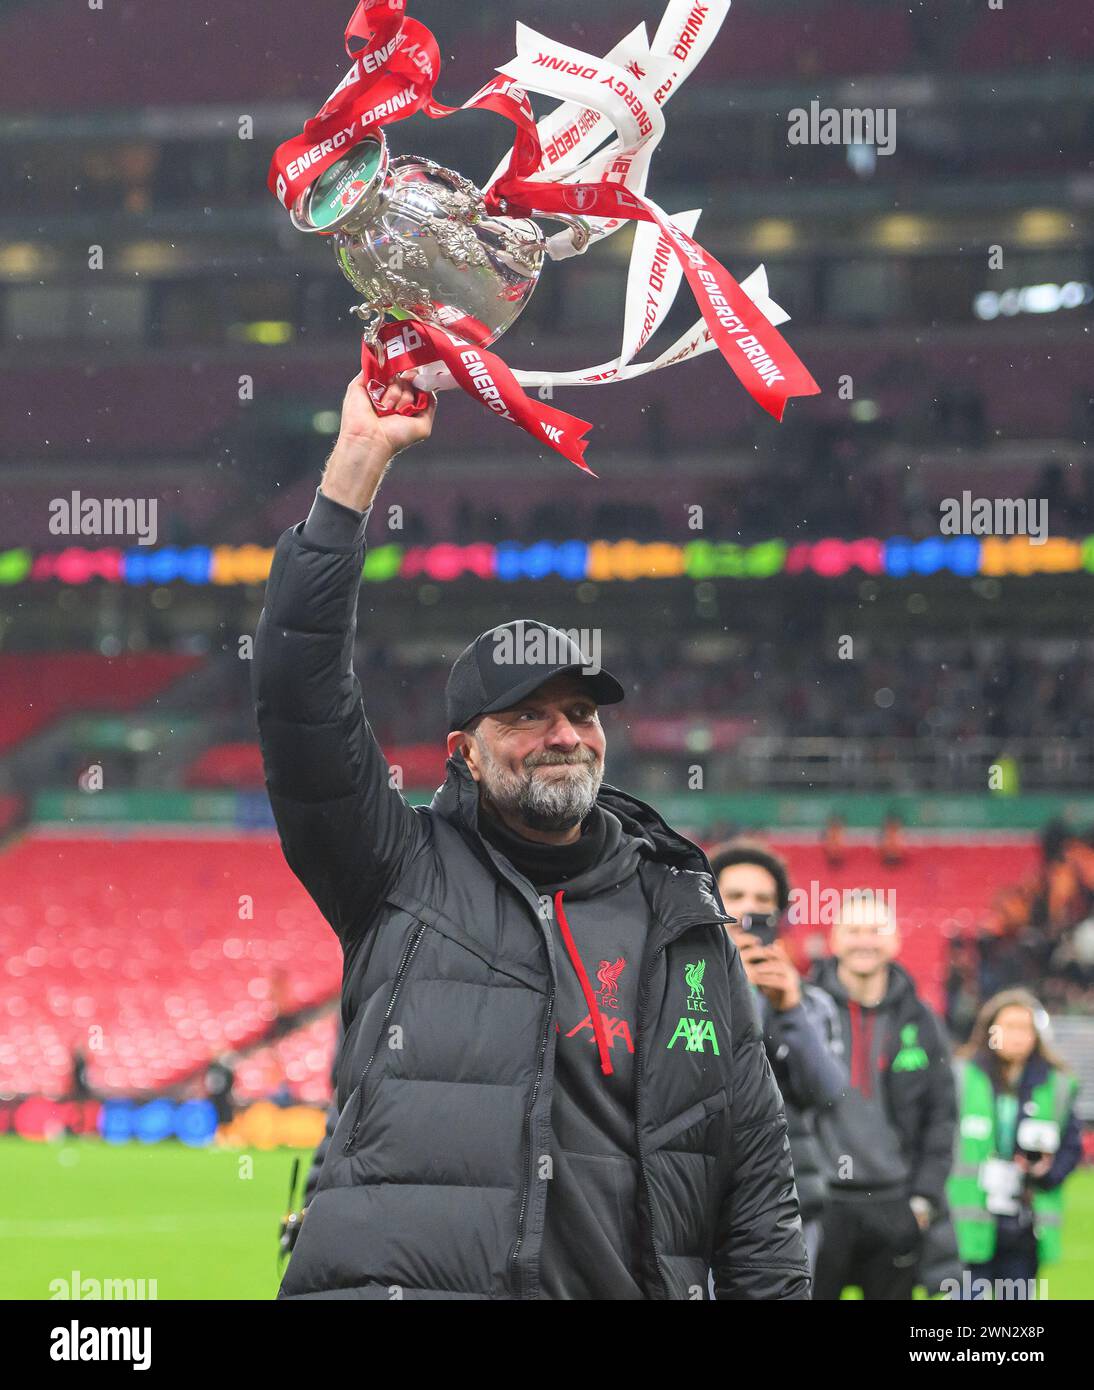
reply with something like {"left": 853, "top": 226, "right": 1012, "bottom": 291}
{"left": 396, "top": 155, "right": 591, "bottom": 255}
{"left": 537, "top": 214, "right": 592, "bottom": 255}
{"left": 350, "top": 304, "right": 385, "bottom": 343}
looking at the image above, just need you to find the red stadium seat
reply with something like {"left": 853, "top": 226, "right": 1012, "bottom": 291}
{"left": 0, "top": 653, "right": 203, "bottom": 752}
{"left": 0, "top": 830, "right": 1042, "bottom": 1096}
{"left": 770, "top": 839, "right": 1041, "bottom": 1013}
{"left": 234, "top": 1012, "right": 339, "bottom": 1104}
{"left": 0, "top": 834, "right": 339, "bottom": 1097}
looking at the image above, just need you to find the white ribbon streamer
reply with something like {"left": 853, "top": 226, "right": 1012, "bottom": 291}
{"left": 409, "top": 2, "right": 794, "bottom": 404}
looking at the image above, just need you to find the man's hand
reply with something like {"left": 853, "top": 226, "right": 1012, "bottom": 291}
{"left": 734, "top": 933, "right": 802, "bottom": 1012}
{"left": 909, "top": 1195, "right": 933, "bottom": 1232}
{"left": 320, "top": 369, "right": 437, "bottom": 512}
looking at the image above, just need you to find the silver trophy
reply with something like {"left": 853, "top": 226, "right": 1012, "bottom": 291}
{"left": 289, "top": 131, "right": 590, "bottom": 346}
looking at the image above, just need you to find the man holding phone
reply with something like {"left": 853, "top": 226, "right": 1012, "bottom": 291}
{"left": 710, "top": 840, "right": 847, "bottom": 1270}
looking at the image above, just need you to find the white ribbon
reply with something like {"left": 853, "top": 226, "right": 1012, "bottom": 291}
{"left": 410, "top": 1, "right": 793, "bottom": 403}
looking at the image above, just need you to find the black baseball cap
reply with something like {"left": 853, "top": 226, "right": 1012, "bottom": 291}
{"left": 445, "top": 619, "right": 625, "bottom": 732}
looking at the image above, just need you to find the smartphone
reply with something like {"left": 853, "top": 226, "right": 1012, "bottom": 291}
{"left": 736, "top": 911, "right": 780, "bottom": 946}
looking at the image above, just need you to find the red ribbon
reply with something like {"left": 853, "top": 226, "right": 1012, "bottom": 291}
{"left": 485, "top": 175, "right": 820, "bottom": 422}
{"left": 363, "top": 323, "right": 594, "bottom": 474}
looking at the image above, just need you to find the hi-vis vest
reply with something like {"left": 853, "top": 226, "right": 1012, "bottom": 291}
{"left": 948, "top": 1058, "right": 1077, "bottom": 1265}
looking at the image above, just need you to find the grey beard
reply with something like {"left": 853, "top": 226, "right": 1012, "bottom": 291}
{"left": 475, "top": 739, "right": 603, "bottom": 833}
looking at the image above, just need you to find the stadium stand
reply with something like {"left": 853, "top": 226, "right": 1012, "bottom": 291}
{"left": 233, "top": 1011, "right": 339, "bottom": 1104}
{"left": 0, "top": 834, "right": 339, "bottom": 1097}
{"left": 0, "top": 653, "right": 203, "bottom": 752}
{"left": 0, "top": 827, "right": 1040, "bottom": 1098}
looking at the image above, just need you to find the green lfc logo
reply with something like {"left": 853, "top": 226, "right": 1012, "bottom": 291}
{"left": 890, "top": 1022, "right": 929, "bottom": 1072}
{"left": 668, "top": 960, "right": 719, "bottom": 1053}
{"left": 685, "top": 959, "right": 707, "bottom": 1012}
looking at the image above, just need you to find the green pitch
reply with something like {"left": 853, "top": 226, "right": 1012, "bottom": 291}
{"left": 0, "top": 1136, "right": 296, "bottom": 1300}
{"left": 1, "top": 1136, "right": 1091, "bottom": 1300}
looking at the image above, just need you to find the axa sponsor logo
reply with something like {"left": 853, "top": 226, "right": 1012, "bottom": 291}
{"left": 667, "top": 1016, "right": 719, "bottom": 1053}
{"left": 566, "top": 1012, "right": 635, "bottom": 1053}
{"left": 667, "top": 960, "right": 720, "bottom": 1053}
{"left": 563, "top": 957, "right": 634, "bottom": 1052}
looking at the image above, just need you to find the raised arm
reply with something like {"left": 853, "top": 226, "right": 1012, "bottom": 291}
{"left": 251, "top": 372, "right": 437, "bottom": 941}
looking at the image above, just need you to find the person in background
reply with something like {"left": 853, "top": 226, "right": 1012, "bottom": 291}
{"left": 879, "top": 812, "right": 906, "bottom": 868}
{"left": 943, "top": 937, "right": 981, "bottom": 1045}
{"left": 69, "top": 1047, "right": 92, "bottom": 1102}
{"left": 822, "top": 814, "right": 847, "bottom": 869}
{"left": 709, "top": 840, "right": 847, "bottom": 1272}
{"left": 811, "top": 895, "right": 958, "bottom": 1299}
{"left": 949, "top": 989, "right": 1082, "bottom": 1297}
{"left": 204, "top": 1055, "right": 236, "bottom": 1129}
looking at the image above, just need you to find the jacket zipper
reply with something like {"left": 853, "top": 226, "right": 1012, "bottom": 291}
{"left": 342, "top": 921, "right": 427, "bottom": 1155}
{"left": 507, "top": 976, "right": 555, "bottom": 1298}
{"left": 635, "top": 939, "right": 670, "bottom": 1298}
{"left": 507, "top": 891, "right": 556, "bottom": 1299}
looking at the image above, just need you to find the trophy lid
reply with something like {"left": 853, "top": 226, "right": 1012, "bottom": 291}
{"left": 290, "top": 135, "right": 388, "bottom": 234}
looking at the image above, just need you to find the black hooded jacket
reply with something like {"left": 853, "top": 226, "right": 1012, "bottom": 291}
{"left": 252, "top": 501, "right": 809, "bottom": 1300}
{"left": 756, "top": 985, "right": 846, "bottom": 1224}
{"left": 810, "top": 958, "right": 957, "bottom": 1207}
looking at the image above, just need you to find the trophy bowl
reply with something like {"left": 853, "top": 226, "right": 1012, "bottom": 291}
{"left": 289, "top": 132, "right": 589, "bottom": 347}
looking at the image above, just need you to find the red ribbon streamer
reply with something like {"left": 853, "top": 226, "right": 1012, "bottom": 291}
{"left": 363, "top": 323, "right": 594, "bottom": 473}
{"left": 486, "top": 175, "right": 820, "bottom": 422}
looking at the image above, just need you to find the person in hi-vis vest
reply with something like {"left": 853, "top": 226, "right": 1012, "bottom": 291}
{"left": 948, "top": 989, "right": 1082, "bottom": 1293}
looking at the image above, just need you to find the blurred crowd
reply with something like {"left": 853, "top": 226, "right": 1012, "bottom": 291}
{"left": 947, "top": 821, "right": 1094, "bottom": 1030}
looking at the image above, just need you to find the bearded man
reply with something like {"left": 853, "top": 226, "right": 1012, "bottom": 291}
{"left": 253, "top": 370, "right": 809, "bottom": 1300}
